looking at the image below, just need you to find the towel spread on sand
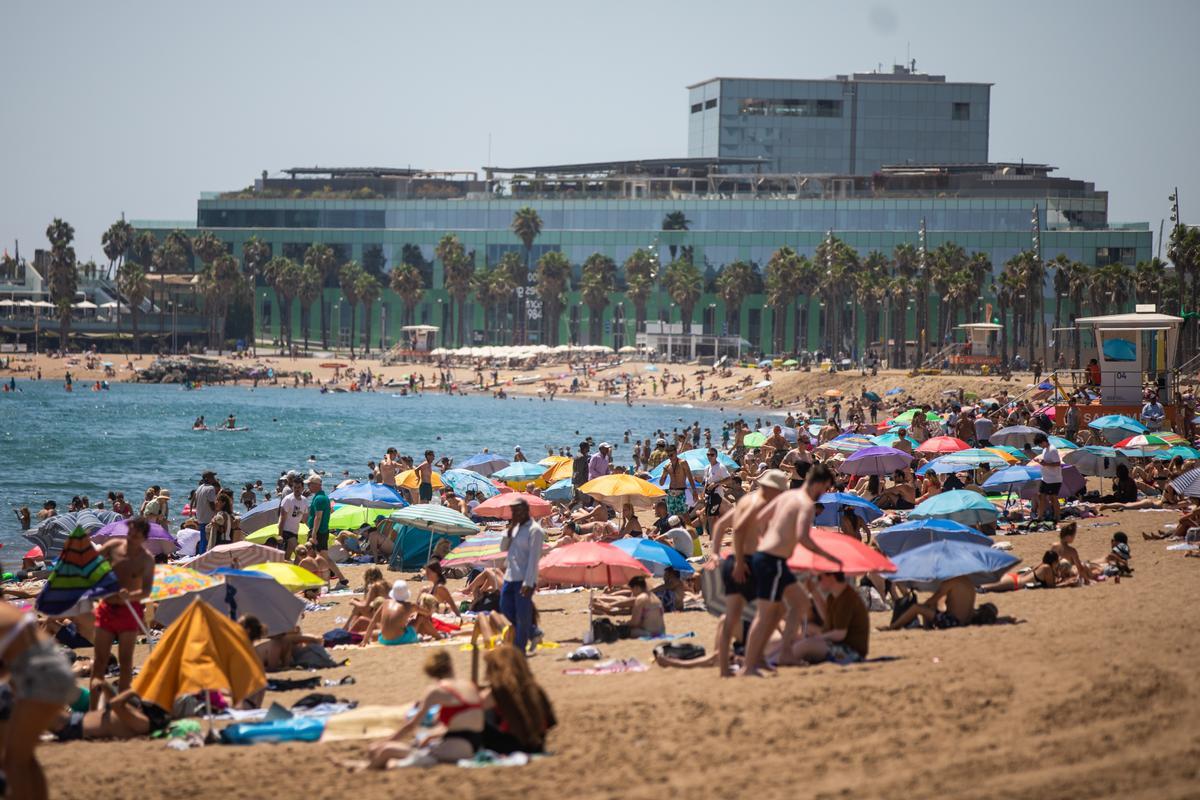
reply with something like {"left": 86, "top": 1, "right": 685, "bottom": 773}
{"left": 563, "top": 658, "right": 648, "bottom": 676}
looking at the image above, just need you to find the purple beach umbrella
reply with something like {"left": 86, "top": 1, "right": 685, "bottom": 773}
{"left": 91, "top": 519, "right": 178, "bottom": 556}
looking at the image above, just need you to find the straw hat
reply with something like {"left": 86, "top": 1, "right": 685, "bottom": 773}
{"left": 756, "top": 469, "right": 789, "bottom": 491}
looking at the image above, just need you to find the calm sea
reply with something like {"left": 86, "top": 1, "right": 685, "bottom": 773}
{"left": 0, "top": 381, "right": 733, "bottom": 549}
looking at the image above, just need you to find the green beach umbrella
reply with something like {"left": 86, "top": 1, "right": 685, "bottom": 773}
{"left": 743, "top": 432, "right": 767, "bottom": 447}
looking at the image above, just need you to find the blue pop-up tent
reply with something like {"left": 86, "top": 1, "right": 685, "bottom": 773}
{"left": 388, "top": 525, "right": 465, "bottom": 572}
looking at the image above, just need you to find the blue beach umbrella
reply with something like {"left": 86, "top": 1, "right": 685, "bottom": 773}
{"left": 916, "top": 451, "right": 1009, "bottom": 476}
{"left": 909, "top": 490, "right": 999, "bottom": 526}
{"left": 889, "top": 539, "right": 1019, "bottom": 590}
{"left": 886, "top": 387, "right": 905, "bottom": 396}
{"left": 839, "top": 446, "right": 912, "bottom": 476}
{"left": 1153, "top": 446, "right": 1200, "bottom": 461}
{"left": 1088, "top": 414, "right": 1147, "bottom": 442}
{"left": 981, "top": 464, "right": 1042, "bottom": 490}
{"left": 238, "top": 498, "right": 281, "bottom": 535}
{"left": 648, "top": 449, "right": 736, "bottom": 481}
{"left": 458, "top": 453, "right": 511, "bottom": 477}
{"left": 815, "top": 492, "right": 883, "bottom": 527}
{"left": 543, "top": 478, "right": 575, "bottom": 503}
{"left": 492, "top": 462, "right": 549, "bottom": 482}
{"left": 328, "top": 481, "right": 408, "bottom": 509}
{"left": 873, "top": 519, "right": 991, "bottom": 558}
{"left": 1047, "top": 436, "right": 1077, "bottom": 451}
{"left": 610, "top": 538, "right": 695, "bottom": 577}
{"left": 442, "top": 469, "right": 501, "bottom": 499}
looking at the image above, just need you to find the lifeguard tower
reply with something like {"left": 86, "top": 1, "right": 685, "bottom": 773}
{"left": 949, "top": 322, "right": 1003, "bottom": 371}
{"left": 1054, "top": 305, "right": 1184, "bottom": 427}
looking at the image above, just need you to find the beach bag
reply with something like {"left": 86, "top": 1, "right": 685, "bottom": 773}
{"left": 292, "top": 645, "right": 341, "bottom": 670}
{"left": 322, "top": 628, "right": 360, "bottom": 647}
{"left": 591, "top": 618, "right": 620, "bottom": 643}
{"left": 661, "top": 642, "right": 706, "bottom": 661}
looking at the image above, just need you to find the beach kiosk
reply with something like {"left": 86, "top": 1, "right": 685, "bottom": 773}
{"left": 1055, "top": 306, "right": 1184, "bottom": 427}
{"left": 949, "top": 322, "right": 1002, "bottom": 370}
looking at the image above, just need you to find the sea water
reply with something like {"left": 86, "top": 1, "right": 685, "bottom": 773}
{"left": 0, "top": 381, "right": 732, "bottom": 549}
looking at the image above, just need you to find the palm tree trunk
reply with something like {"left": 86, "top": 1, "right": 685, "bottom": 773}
{"left": 320, "top": 296, "right": 328, "bottom": 349}
{"left": 132, "top": 311, "right": 140, "bottom": 355}
{"left": 363, "top": 304, "right": 372, "bottom": 354}
{"left": 349, "top": 308, "right": 357, "bottom": 356}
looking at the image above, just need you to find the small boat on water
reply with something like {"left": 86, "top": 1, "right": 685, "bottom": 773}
{"left": 511, "top": 374, "right": 542, "bottom": 386}
{"left": 217, "top": 426, "right": 250, "bottom": 432}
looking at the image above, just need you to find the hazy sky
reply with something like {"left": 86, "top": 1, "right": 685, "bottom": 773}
{"left": 2, "top": 0, "right": 1197, "bottom": 264}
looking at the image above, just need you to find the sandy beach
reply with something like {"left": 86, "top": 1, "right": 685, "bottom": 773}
{"left": 39, "top": 508, "right": 1200, "bottom": 799}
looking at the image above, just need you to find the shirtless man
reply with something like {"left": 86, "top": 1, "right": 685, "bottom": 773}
{"left": 379, "top": 448, "right": 401, "bottom": 488}
{"left": 657, "top": 443, "right": 698, "bottom": 522}
{"left": 709, "top": 468, "right": 789, "bottom": 676}
{"left": 885, "top": 575, "right": 977, "bottom": 630}
{"left": 361, "top": 580, "right": 420, "bottom": 646}
{"left": 740, "top": 464, "right": 842, "bottom": 677}
{"left": 763, "top": 426, "right": 790, "bottom": 461}
{"left": 91, "top": 516, "right": 155, "bottom": 705}
{"left": 417, "top": 450, "right": 436, "bottom": 504}
{"left": 1051, "top": 523, "right": 1092, "bottom": 585}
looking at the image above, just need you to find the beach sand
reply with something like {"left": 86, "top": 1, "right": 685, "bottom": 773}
{"left": 5, "top": 349, "right": 1034, "bottom": 415}
{"left": 44, "top": 510, "right": 1200, "bottom": 799}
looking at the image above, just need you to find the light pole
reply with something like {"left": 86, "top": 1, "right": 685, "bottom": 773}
{"left": 1031, "top": 204, "right": 1042, "bottom": 364}
{"left": 917, "top": 217, "right": 928, "bottom": 363}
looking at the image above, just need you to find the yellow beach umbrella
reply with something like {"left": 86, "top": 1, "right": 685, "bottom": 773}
{"left": 579, "top": 474, "right": 667, "bottom": 509}
{"left": 983, "top": 448, "right": 1020, "bottom": 465}
{"left": 539, "top": 455, "right": 571, "bottom": 468}
{"left": 396, "top": 469, "right": 445, "bottom": 490}
{"left": 243, "top": 562, "right": 325, "bottom": 592}
{"left": 541, "top": 459, "right": 574, "bottom": 484}
{"left": 244, "top": 522, "right": 309, "bottom": 546}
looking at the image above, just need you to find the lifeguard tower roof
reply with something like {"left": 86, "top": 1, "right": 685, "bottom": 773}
{"left": 956, "top": 322, "right": 1003, "bottom": 330}
{"left": 1075, "top": 312, "right": 1183, "bottom": 328}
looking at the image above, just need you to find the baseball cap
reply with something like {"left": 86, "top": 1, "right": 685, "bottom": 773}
{"left": 599, "top": 442, "right": 611, "bottom": 450}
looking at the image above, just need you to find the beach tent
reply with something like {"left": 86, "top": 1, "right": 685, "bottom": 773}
{"left": 133, "top": 599, "right": 266, "bottom": 714}
{"left": 388, "top": 525, "right": 465, "bottom": 572}
{"left": 155, "top": 571, "right": 305, "bottom": 635}
{"left": 25, "top": 509, "right": 122, "bottom": 559}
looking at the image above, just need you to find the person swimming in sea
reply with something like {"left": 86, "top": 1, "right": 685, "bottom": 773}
{"left": 192, "top": 416, "right": 206, "bottom": 430}
{"left": 225, "top": 413, "right": 237, "bottom": 429}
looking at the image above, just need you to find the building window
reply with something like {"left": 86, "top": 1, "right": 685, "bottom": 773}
{"left": 705, "top": 98, "right": 717, "bottom": 110}
{"left": 952, "top": 102, "right": 970, "bottom": 121}
{"left": 691, "top": 102, "right": 703, "bottom": 113}
{"left": 738, "top": 98, "right": 842, "bottom": 118}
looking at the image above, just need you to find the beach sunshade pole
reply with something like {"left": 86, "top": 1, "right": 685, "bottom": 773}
{"left": 123, "top": 597, "right": 155, "bottom": 652}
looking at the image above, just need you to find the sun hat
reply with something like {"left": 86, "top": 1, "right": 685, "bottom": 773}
{"left": 667, "top": 515, "right": 682, "bottom": 527}
{"left": 390, "top": 580, "right": 411, "bottom": 603}
{"left": 756, "top": 469, "right": 790, "bottom": 491}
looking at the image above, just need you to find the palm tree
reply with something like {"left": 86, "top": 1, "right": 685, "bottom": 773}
{"left": 891, "top": 243, "right": 919, "bottom": 366}
{"left": 931, "top": 242, "right": 968, "bottom": 343}
{"left": 303, "top": 243, "right": 338, "bottom": 347}
{"left": 338, "top": 261, "right": 364, "bottom": 355}
{"left": 580, "top": 253, "right": 617, "bottom": 346}
{"left": 151, "top": 231, "right": 190, "bottom": 337}
{"left": 264, "top": 256, "right": 300, "bottom": 351}
{"left": 1134, "top": 258, "right": 1166, "bottom": 305}
{"left": 117, "top": 261, "right": 149, "bottom": 353}
{"left": 815, "top": 235, "right": 859, "bottom": 356}
{"left": 191, "top": 231, "right": 225, "bottom": 268}
{"left": 1168, "top": 224, "right": 1200, "bottom": 354}
{"left": 663, "top": 258, "right": 702, "bottom": 334}
{"left": 860, "top": 251, "right": 890, "bottom": 352}
{"left": 101, "top": 218, "right": 134, "bottom": 281}
{"left": 623, "top": 249, "right": 658, "bottom": 335}
{"left": 535, "top": 251, "right": 571, "bottom": 346}
{"left": 203, "top": 253, "right": 247, "bottom": 350}
{"left": 1066, "top": 260, "right": 1090, "bottom": 367}
{"left": 510, "top": 207, "right": 542, "bottom": 344}
{"left": 46, "top": 218, "right": 77, "bottom": 349}
{"left": 389, "top": 262, "right": 425, "bottom": 328}
{"left": 765, "top": 247, "right": 800, "bottom": 352}
{"left": 242, "top": 236, "right": 272, "bottom": 354}
{"left": 495, "top": 252, "right": 524, "bottom": 344}
{"left": 356, "top": 271, "right": 382, "bottom": 353}
{"left": 715, "top": 260, "right": 757, "bottom": 338}
{"left": 661, "top": 211, "right": 691, "bottom": 261}
{"left": 297, "top": 264, "right": 323, "bottom": 352}
{"left": 435, "top": 234, "right": 472, "bottom": 347}
{"left": 1049, "top": 254, "right": 1072, "bottom": 363}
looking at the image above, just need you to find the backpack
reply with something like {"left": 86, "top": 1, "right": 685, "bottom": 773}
{"left": 661, "top": 642, "right": 706, "bottom": 661}
{"left": 591, "top": 618, "right": 620, "bottom": 643}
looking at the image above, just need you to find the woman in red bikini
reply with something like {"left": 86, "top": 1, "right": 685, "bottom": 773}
{"left": 366, "top": 650, "right": 483, "bottom": 767}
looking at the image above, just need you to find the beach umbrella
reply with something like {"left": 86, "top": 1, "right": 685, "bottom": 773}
{"left": 542, "top": 478, "right": 575, "bottom": 503}
{"left": 1170, "top": 468, "right": 1200, "bottom": 497}
{"left": 148, "top": 564, "right": 221, "bottom": 602}
{"left": 35, "top": 526, "right": 122, "bottom": 617}
{"left": 442, "top": 469, "right": 502, "bottom": 499}
{"left": 758, "top": 425, "right": 798, "bottom": 442}
{"left": 983, "top": 446, "right": 1023, "bottom": 464}
{"left": 472, "top": 492, "right": 553, "bottom": 519}
{"left": 742, "top": 432, "right": 768, "bottom": 447}
{"left": 579, "top": 474, "right": 667, "bottom": 509}
{"left": 242, "top": 562, "right": 325, "bottom": 592}
{"left": 492, "top": 462, "right": 550, "bottom": 483}
{"left": 1047, "top": 436, "right": 1078, "bottom": 451}
{"left": 393, "top": 470, "right": 445, "bottom": 492}
{"left": 390, "top": 504, "right": 479, "bottom": 535}
{"left": 238, "top": 498, "right": 281, "bottom": 535}
{"left": 1088, "top": 414, "right": 1147, "bottom": 441}
{"left": 538, "top": 542, "right": 650, "bottom": 588}
{"left": 990, "top": 426, "right": 1043, "bottom": 447}
{"left": 873, "top": 519, "right": 991, "bottom": 558}
{"left": 981, "top": 464, "right": 1043, "bottom": 490}
{"left": 458, "top": 452, "right": 511, "bottom": 477}
{"left": 90, "top": 518, "right": 177, "bottom": 556}
{"left": 1117, "top": 447, "right": 1155, "bottom": 459}
{"left": 823, "top": 389, "right": 844, "bottom": 398}
{"left": 916, "top": 449, "right": 1010, "bottom": 475}
{"left": 786, "top": 528, "right": 896, "bottom": 574}
{"left": 610, "top": 538, "right": 695, "bottom": 577}
{"left": 814, "top": 492, "right": 883, "bottom": 527}
{"left": 838, "top": 446, "right": 912, "bottom": 476}
{"left": 328, "top": 481, "right": 408, "bottom": 509}
{"left": 25, "top": 508, "right": 122, "bottom": 559}
{"left": 539, "top": 455, "right": 572, "bottom": 468}
{"left": 133, "top": 599, "right": 266, "bottom": 717}
{"left": 329, "top": 504, "right": 391, "bottom": 531}
{"left": 889, "top": 540, "right": 1019, "bottom": 590}
{"left": 186, "top": 541, "right": 284, "bottom": 572}
{"left": 870, "top": 432, "right": 902, "bottom": 447}
{"left": 863, "top": 391, "right": 881, "bottom": 402}
{"left": 1063, "top": 445, "right": 1129, "bottom": 477}
{"left": 782, "top": 358, "right": 799, "bottom": 367}
{"left": 1153, "top": 445, "right": 1200, "bottom": 461}
{"left": 1017, "top": 464, "right": 1086, "bottom": 500}
{"left": 916, "top": 436, "right": 970, "bottom": 455}
{"left": 887, "top": 408, "right": 933, "bottom": 426}
{"left": 818, "top": 436, "right": 876, "bottom": 454}
{"left": 540, "top": 459, "right": 575, "bottom": 484}
{"left": 441, "top": 532, "right": 507, "bottom": 567}
{"left": 1113, "top": 433, "right": 1184, "bottom": 451}
{"left": 909, "top": 490, "right": 998, "bottom": 526}
{"left": 244, "top": 522, "right": 309, "bottom": 546}
{"left": 885, "top": 387, "right": 904, "bottom": 396}
{"left": 647, "top": 449, "right": 737, "bottom": 481}
{"left": 757, "top": 359, "right": 773, "bottom": 368}
{"left": 155, "top": 572, "right": 306, "bottom": 635}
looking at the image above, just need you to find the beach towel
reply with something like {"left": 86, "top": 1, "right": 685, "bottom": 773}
{"left": 562, "top": 658, "right": 648, "bottom": 676}
{"left": 638, "top": 631, "right": 696, "bottom": 642}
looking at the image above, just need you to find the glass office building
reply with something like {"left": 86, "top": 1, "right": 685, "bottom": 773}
{"left": 133, "top": 69, "right": 1150, "bottom": 355}
{"left": 688, "top": 64, "right": 990, "bottom": 174}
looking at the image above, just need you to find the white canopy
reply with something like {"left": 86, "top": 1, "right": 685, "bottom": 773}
{"left": 0, "top": 299, "right": 12, "bottom": 306}
{"left": 98, "top": 301, "right": 119, "bottom": 309}
{"left": 73, "top": 300, "right": 98, "bottom": 309}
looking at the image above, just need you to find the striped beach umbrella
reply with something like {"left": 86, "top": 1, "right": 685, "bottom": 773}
{"left": 390, "top": 504, "right": 479, "bottom": 535}
{"left": 36, "top": 526, "right": 121, "bottom": 617}
{"left": 1170, "top": 467, "right": 1200, "bottom": 498}
{"left": 442, "top": 469, "right": 502, "bottom": 499}
{"left": 149, "top": 564, "right": 221, "bottom": 602}
{"left": 1152, "top": 445, "right": 1200, "bottom": 461}
{"left": 1114, "top": 433, "right": 1185, "bottom": 450}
